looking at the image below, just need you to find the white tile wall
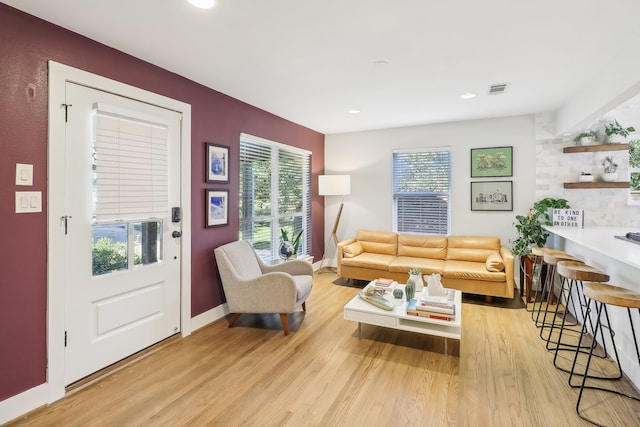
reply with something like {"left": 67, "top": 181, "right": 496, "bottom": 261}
{"left": 535, "top": 135, "right": 640, "bottom": 227}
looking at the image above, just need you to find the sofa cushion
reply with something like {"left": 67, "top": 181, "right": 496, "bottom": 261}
{"left": 397, "top": 234, "right": 447, "bottom": 259}
{"left": 389, "top": 257, "right": 445, "bottom": 275}
{"left": 343, "top": 241, "right": 363, "bottom": 258}
{"left": 340, "top": 252, "right": 395, "bottom": 271}
{"left": 443, "top": 260, "right": 506, "bottom": 282}
{"left": 356, "top": 229, "right": 398, "bottom": 255}
{"left": 485, "top": 251, "right": 505, "bottom": 272}
{"left": 446, "top": 235, "right": 500, "bottom": 262}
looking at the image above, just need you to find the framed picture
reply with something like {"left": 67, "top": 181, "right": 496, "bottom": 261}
{"left": 471, "top": 181, "right": 513, "bottom": 211}
{"left": 206, "top": 189, "right": 229, "bottom": 227}
{"left": 206, "top": 142, "right": 230, "bottom": 183}
{"left": 470, "top": 146, "right": 513, "bottom": 177}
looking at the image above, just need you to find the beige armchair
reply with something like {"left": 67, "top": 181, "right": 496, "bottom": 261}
{"left": 214, "top": 240, "right": 314, "bottom": 335}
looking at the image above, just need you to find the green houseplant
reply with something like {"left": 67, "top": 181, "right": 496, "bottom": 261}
{"left": 605, "top": 120, "right": 635, "bottom": 143}
{"left": 511, "top": 197, "right": 570, "bottom": 257}
{"left": 573, "top": 130, "right": 600, "bottom": 146}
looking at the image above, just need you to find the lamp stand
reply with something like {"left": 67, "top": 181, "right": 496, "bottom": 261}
{"left": 319, "top": 200, "right": 345, "bottom": 272}
{"left": 331, "top": 201, "right": 344, "bottom": 246}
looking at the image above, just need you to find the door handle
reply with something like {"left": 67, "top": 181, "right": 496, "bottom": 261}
{"left": 172, "top": 231, "right": 182, "bottom": 238}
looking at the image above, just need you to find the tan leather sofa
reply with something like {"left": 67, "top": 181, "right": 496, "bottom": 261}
{"left": 337, "top": 229, "right": 514, "bottom": 298}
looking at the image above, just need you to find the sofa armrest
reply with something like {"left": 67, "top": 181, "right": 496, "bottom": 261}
{"left": 337, "top": 237, "right": 356, "bottom": 275}
{"left": 500, "top": 245, "right": 515, "bottom": 292}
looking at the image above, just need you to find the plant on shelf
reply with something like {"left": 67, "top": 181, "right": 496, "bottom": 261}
{"left": 604, "top": 120, "right": 635, "bottom": 143}
{"left": 511, "top": 197, "right": 570, "bottom": 257}
{"left": 573, "top": 129, "right": 600, "bottom": 146}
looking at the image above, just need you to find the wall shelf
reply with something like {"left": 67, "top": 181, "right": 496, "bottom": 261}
{"left": 564, "top": 181, "right": 629, "bottom": 189}
{"left": 563, "top": 143, "right": 629, "bottom": 153}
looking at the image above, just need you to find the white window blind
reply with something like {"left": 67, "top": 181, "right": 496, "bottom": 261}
{"left": 393, "top": 149, "right": 451, "bottom": 235}
{"left": 94, "top": 111, "right": 169, "bottom": 221}
{"left": 239, "top": 134, "right": 311, "bottom": 260}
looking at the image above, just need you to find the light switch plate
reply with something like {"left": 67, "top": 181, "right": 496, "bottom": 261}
{"left": 15, "top": 191, "right": 41, "bottom": 213}
{"left": 15, "top": 163, "right": 34, "bottom": 186}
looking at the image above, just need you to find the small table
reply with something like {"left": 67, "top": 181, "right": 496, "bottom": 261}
{"left": 343, "top": 284, "right": 462, "bottom": 355}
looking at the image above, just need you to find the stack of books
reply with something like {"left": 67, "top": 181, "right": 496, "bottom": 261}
{"left": 406, "top": 289, "right": 455, "bottom": 321}
{"left": 371, "top": 278, "right": 396, "bottom": 291}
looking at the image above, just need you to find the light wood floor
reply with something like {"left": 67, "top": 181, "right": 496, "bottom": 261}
{"left": 7, "top": 272, "right": 640, "bottom": 426}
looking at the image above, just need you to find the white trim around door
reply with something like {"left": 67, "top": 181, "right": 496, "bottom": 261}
{"left": 46, "top": 61, "right": 192, "bottom": 403}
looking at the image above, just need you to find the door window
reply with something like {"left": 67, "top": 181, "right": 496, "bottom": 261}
{"left": 91, "top": 107, "right": 169, "bottom": 276}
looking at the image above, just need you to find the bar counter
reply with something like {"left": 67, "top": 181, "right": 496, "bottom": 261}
{"left": 544, "top": 225, "right": 640, "bottom": 388}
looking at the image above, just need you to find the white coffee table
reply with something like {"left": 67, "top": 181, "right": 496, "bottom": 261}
{"left": 343, "top": 284, "right": 462, "bottom": 355}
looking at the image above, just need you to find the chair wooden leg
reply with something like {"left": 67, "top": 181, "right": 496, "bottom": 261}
{"left": 302, "top": 302, "right": 306, "bottom": 312}
{"left": 228, "top": 313, "right": 241, "bottom": 328}
{"left": 279, "top": 313, "right": 289, "bottom": 335}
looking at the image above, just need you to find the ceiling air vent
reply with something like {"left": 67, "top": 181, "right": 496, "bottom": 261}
{"left": 488, "top": 83, "right": 509, "bottom": 95}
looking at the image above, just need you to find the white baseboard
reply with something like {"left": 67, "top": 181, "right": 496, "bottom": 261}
{"left": 190, "top": 303, "right": 229, "bottom": 332}
{"left": 0, "top": 383, "right": 50, "bottom": 424}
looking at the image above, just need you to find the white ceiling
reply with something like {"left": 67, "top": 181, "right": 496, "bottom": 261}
{"left": 4, "top": 0, "right": 640, "bottom": 134}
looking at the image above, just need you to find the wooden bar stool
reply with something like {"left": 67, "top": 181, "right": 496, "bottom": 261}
{"left": 569, "top": 282, "right": 640, "bottom": 426}
{"left": 534, "top": 250, "right": 582, "bottom": 330}
{"left": 549, "top": 261, "right": 610, "bottom": 372}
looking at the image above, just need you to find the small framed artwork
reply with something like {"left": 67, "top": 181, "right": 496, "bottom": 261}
{"left": 206, "top": 142, "right": 230, "bottom": 183}
{"left": 471, "top": 181, "right": 513, "bottom": 211}
{"left": 206, "top": 189, "right": 229, "bottom": 227}
{"left": 470, "top": 146, "right": 513, "bottom": 177}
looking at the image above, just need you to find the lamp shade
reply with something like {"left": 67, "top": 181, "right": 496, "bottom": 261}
{"left": 318, "top": 175, "right": 351, "bottom": 196}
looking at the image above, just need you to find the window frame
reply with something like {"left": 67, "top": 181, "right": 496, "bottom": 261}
{"left": 392, "top": 147, "right": 452, "bottom": 235}
{"left": 239, "top": 133, "right": 312, "bottom": 261}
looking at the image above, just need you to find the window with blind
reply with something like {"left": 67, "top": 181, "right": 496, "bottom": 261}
{"left": 239, "top": 133, "right": 311, "bottom": 261}
{"left": 92, "top": 108, "right": 169, "bottom": 275}
{"left": 392, "top": 148, "right": 451, "bottom": 235}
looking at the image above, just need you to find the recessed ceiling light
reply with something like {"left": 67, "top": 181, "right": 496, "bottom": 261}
{"left": 460, "top": 92, "right": 477, "bottom": 99}
{"left": 373, "top": 60, "right": 389, "bottom": 68}
{"left": 188, "top": 0, "right": 215, "bottom": 9}
{"left": 348, "top": 109, "right": 361, "bottom": 114}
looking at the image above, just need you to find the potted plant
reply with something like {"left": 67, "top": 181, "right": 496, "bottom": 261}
{"left": 605, "top": 120, "right": 635, "bottom": 144}
{"left": 573, "top": 130, "right": 600, "bottom": 146}
{"left": 511, "top": 197, "right": 570, "bottom": 257}
{"left": 602, "top": 156, "right": 618, "bottom": 182}
{"left": 280, "top": 228, "right": 303, "bottom": 259}
{"left": 408, "top": 267, "right": 424, "bottom": 291}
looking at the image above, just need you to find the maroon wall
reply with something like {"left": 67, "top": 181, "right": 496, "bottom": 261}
{"left": 0, "top": 4, "right": 325, "bottom": 402}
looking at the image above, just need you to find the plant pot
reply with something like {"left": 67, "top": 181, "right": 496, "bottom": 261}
{"left": 578, "top": 136, "right": 594, "bottom": 146}
{"left": 602, "top": 172, "right": 618, "bottom": 182}
{"left": 408, "top": 274, "right": 424, "bottom": 291}
{"left": 279, "top": 241, "right": 294, "bottom": 259}
{"left": 606, "top": 134, "right": 626, "bottom": 144}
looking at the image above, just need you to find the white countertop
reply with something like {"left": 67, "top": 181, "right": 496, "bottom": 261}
{"left": 544, "top": 226, "right": 640, "bottom": 270}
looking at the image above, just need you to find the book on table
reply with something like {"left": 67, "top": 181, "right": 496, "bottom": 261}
{"left": 375, "top": 278, "right": 394, "bottom": 287}
{"left": 371, "top": 278, "right": 397, "bottom": 291}
{"left": 406, "top": 299, "right": 455, "bottom": 320}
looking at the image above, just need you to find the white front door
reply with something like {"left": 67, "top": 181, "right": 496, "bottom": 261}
{"left": 62, "top": 82, "right": 182, "bottom": 385}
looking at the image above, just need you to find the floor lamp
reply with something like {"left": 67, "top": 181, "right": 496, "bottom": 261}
{"left": 319, "top": 174, "right": 351, "bottom": 270}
